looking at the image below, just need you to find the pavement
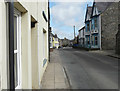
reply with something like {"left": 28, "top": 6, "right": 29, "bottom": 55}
{"left": 89, "top": 50, "right": 120, "bottom": 59}
{"left": 41, "top": 49, "right": 69, "bottom": 89}
{"left": 0, "top": 75, "right": 1, "bottom": 90}
{"left": 58, "top": 47, "right": 118, "bottom": 89}
{"left": 0, "top": 63, "right": 1, "bottom": 91}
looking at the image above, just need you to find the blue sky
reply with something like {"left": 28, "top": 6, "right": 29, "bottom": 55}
{"left": 50, "top": 1, "right": 93, "bottom": 40}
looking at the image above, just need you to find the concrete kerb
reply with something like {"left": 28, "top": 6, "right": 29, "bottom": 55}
{"left": 62, "top": 67, "right": 71, "bottom": 89}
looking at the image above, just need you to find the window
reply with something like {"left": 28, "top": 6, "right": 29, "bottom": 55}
{"left": 87, "top": 24, "right": 89, "bottom": 31}
{"left": 87, "top": 37, "right": 90, "bottom": 45}
{"left": 91, "top": 36, "right": 94, "bottom": 45}
{"left": 83, "top": 30, "right": 84, "bottom": 36}
{"left": 95, "top": 18, "right": 97, "bottom": 28}
{"left": 14, "top": 8, "right": 21, "bottom": 89}
{"left": 55, "top": 38, "right": 58, "bottom": 41}
{"left": 95, "top": 36, "right": 98, "bottom": 45}
{"left": 91, "top": 24, "right": 93, "bottom": 30}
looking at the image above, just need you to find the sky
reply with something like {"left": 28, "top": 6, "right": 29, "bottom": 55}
{"left": 50, "top": 0, "right": 93, "bottom": 40}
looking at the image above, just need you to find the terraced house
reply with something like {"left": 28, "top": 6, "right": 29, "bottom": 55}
{"left": 0, "top": 0, "right": 50, "bottom": 90}
{"left": 85, "top": 5, "right": 92, "bottom": 49}
{"left": 85, "top": 0, "right": 119, "bottom": 50}
{"left": 53, "top": 34, "right": 59, "bottom": 49}
{"left": 78, "top": 26, "right": 85, "bottom": 47}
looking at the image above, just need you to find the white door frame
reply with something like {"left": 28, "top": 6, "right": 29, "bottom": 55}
{"left": 14, "top": 8, "right": 22, "bottom": 89}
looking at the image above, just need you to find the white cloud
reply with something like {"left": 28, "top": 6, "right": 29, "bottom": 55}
{"left": 50, "top": 1, "right": 93, "bottom": 39}
{"left": 52, "top": 27, "right": 74, "bottom": 39}
{"left": 50, "top": 2, "right": 86, "bottom": 28}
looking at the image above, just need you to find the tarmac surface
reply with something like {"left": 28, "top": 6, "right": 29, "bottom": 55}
{"left": 59, "top": 47, "right": 118, "bottom": 89}
{"left": 41, "top": 47, "right": 119, "bottom": 89}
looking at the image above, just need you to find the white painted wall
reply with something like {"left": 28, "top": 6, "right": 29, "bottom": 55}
{"left": 0, "top": 0, "right": 49, "bottom": 89}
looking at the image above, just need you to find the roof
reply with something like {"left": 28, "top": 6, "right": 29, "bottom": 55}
{"left": 85, "top": 6, "right": 92, "bottom": 22}
{"left": 87, "top": 6, "right": 92, "bottom": 16}
{"left": 78, "top": 26, "right": 85, "bottom": 32}
{"left": 92, "top": 0, "right": 114, "bottom": 16}
{"left": 54, "top": 34, "right": 58, "bottom": 38}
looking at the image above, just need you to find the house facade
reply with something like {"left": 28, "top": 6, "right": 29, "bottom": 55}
{"left": 0, "top": 0, "right": 49, "bottom": 90}
{"left": 59, "top": 39, "right": 63, "bottom": 47}
{"left": 90, "top": 2, "right": 101, "bottom": 49}
{"left": 85, "top": 6, "right": 92, "bottom": 48}
{"left": 84, "top": 1, "right": 118, "bottom": 50}
{"left": 53, "top": 34, "right": 59, "bottom": 49}
{"left": 50, "top": 32, "right": 53, "bottom": 49}
{"left": 62, "top": 38, "right": 70, "bottom": 47}
{"left": 78, "top": 26, "right": 85, "bottom": 47}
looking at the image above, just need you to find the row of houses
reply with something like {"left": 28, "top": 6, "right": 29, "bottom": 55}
{"left": 50, "top": 32, "right": 72, "bottom": 50}
{"left": 78, "top": 0, "right": 120, "bottom": 53}
{"left": 0, "top": 0, "right": 50, "bottom": 90}
{"left": 50, "top": 32, "right": 59, "bottom": 49}
{"left": 59, "top": 38, "right": 71, "bottom": 47}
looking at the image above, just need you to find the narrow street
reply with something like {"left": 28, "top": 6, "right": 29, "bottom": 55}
{"left": 55, "top": 47, "right": 118, "bottom": 89}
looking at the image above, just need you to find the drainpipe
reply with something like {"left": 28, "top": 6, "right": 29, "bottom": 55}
{"left": 48, "top": 0, "right": 50, "bottom": 62}
{"left": 8, "top": 1, "right": 15, "bottom": 90}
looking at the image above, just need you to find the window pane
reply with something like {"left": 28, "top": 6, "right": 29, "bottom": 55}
{"left": 14, "top": 53, "right": 18, "bottom": 88}
{"left": 95, "top": 36, "right": 98, "bottom": 45}
{"left": 14, "top": 16, "right": 17, "bottom": 50}
{"left": 95, "top": 18, "right": 97, "bottom": 28}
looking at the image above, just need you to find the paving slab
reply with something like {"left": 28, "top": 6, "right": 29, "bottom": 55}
{"left": 41, "top": 49, "right": 69, "bottom": 89}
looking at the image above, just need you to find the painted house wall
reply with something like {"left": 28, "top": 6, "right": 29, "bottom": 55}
{"left": 50, "top": 34, "right": 53, "bottom": 48}
{"left": 0, "top": 0, "right": 49, "bottom": 89}
{"left": 53, "top": 37, "right": 59, "bottom": 49}
{"left": 79, "top": 27, "right": 85, "bottom": 47}
{"left": 90, "top": 3, "right": 101, "bottom": 49}
{"left": 91, "top": 16, "right": 100, "bottom": 49}
{"left": 0, "top": 1, "right": 7, "bottom": 89}
{"left": 85, "top": 3, "right": 101, "bottom": 49}
{"left": 85, "top": 21, "right": 91, "bottom": 48}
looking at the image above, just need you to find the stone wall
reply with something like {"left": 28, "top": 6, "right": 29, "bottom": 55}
{"left": 116, "top": 1, "right": 120, "bottom": 54}
{"left": 101, "top": 2, "right": 118, "bottom": 50}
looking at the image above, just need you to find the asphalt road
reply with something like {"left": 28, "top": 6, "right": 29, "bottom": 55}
{"left": 58, "top": 47, "right": 118, "bottom": 89}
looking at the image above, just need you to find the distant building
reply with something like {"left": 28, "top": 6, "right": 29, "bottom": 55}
{"left": 63, "top": 38, "right": 70, "bottom": 47}
{"left": 59, "top": 39, "right": 63, "bottom": 47}
{"left": 50, "top": 32, "right": 54, "bottom": 51}
{"left": 70, "top": 40, "right": 74, "bottom": 46}
{"left": 53, "top": 34, "right": 59, "bottom": 49}
{"left": 59, "top": 38, "right": 71, "bottom": 47}
{"left": 78, "top": 26, "right": 85, "bottom": 47}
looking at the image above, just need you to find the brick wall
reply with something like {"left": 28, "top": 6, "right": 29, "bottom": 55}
{"left": 101, "top": 2, "right": 118, "bottom": 50}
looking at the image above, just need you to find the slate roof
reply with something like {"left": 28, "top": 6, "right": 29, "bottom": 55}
{"left": 78, "top": 26, "right": 85, "bottom": 32}
{"left": 93, "top": 0, "right": 114, "bottom": 14}
{"left": 85, "top": 6, "right": 92, "bottom": 22}
{"left": 87, "top": 6, "right": 92, "bottom": 16}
